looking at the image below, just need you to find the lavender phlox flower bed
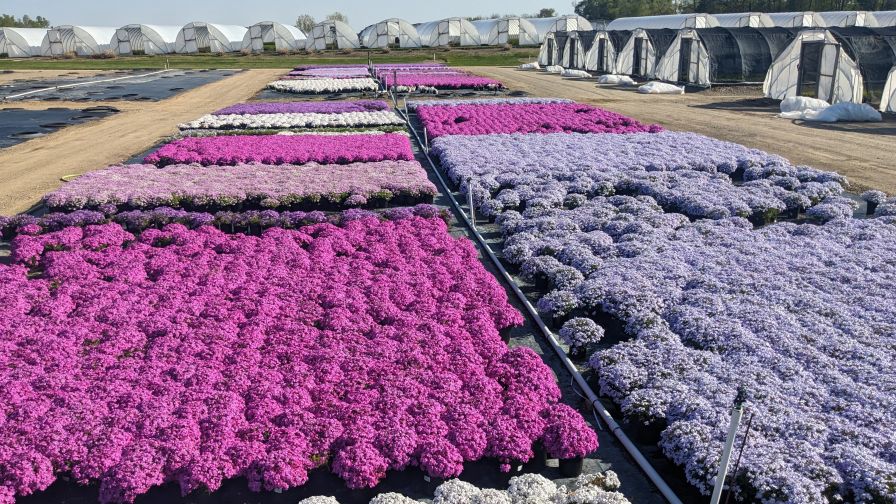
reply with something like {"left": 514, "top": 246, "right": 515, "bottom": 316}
{"left": 213, "top": 101, "right": 390, "bottom": 115}
{"left": 267, "top": 79, "right": 379, "bottom": 94}
{"left": 293, "top": 64, "right": 369, "bottom": 70}
{"left": 178, "top": 111, "right": 405, "bottom": 131}
{"left": 431, "top": 132, "right": 843, "bottom": 220}
{"left": 288, "top": 67, "right": 371, "bottom": 78}
{"left": 43, "top": 161, "right": 437, "bottom": 212}
{"left": 407, "top": 97, "right": 574, "bottom": 110}
{"left": 144, "top": 133, "right": 414, "bottom": 167}
{"left": 416, "top": 103, "right": 663, "bottom": 137}
{"left": 0, "top": 216, "right": 598, "bottom": 502}
{"left": 380, "top": 74, "right": 503, "bottom": 90}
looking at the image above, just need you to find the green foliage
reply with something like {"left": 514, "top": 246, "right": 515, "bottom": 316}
{"left": 325, "top": 12, "right": 348, "bottom": 24}
{"left": 295, "top": 14, "right": 315, "bottom": 34}
{"left": 0, "top": 13, "right": 50, "bottom": 28}
{"left": 574, "top": 0, "right": 896, "bottom": 19}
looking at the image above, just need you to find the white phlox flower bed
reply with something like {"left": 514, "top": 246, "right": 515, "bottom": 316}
{"left": 179, "top": 111, "right": 405, "bottom": 130}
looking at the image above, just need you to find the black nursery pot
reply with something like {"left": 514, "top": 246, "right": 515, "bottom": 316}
{"left": 568, "top": 346, "right": 588, "bottom": 361}
{"left": 559, "top": 456, "right": 585, "bottom": 477}
{"left": 500, "top": 327, "right": 513, "bottom": 344}
{"left": 867, "top": 202, "right": 879, "bottom": 215}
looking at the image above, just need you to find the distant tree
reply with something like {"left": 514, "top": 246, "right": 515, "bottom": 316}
{"left": 295, "top": 14, "right": 315, "bottom": 34}
{"left": 536, "top": 8, "right": 557, "bottom": 17}
{"left": 0, "top": 13, "right": 50, "bottom": 27}
{"left": 325, "top": 12, "right": 349, "bottom": 24}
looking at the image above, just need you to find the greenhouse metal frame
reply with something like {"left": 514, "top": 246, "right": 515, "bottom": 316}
{"left": 471, "top": 17, "right": 540, "bottom": 46}
{"left": 112, "top": 24, "right": 180, "bottom": 55}
{"left": 537, "top": 31, "right": 570, "bottom": 67}
{"left": 562, "top": 30, "right": 598, "bottom": 68}
{"left": 654, "top": 27, "right": 796, "bottom": 86}
{"left": 616, "top": 28, "right": 677, "bottom": 78}
{"left": 41, "top": 26, "right": 117, "bottom": 56}
{"left": 416, "top": 18, "right": 480, "bottom": 47}
{"left": 305, "top": 20, "right": 359, "bottom": 50}
{"left": 0, "top": 27, "right": 45, "bottom": 57}
{"left": 584, "top": 30, "right": 631, "bottom": 73}
{"left": 527, "top": 15, "right": 592, "bottom": 42}
{"left": 877, "top": 11, "right": 896, "bottom": 26}
{"left": 764, "top": 29, "right": 863, "bottom": 104}
{"left": 606, "top": 14, "right": 719, "bottom": 31}
{"left": 767, "top": 12, "right": 825, "bottom": 28}
{"left": 175, "top": 22, "right": 247, "bottom": 53}
{"left": 359, "top": 18, "right": 421, "bottom": 49}
{"left": 828, "top": 26, "right": 896, "bottom": 104}
{"left": 242, "top": 22, "right": 306, "bottom": 53}
{"left": 714, "top": 13, "right": 774, "bottom": 28}
{"left": 818, "top": 11, "right": 879, "bottom": 27}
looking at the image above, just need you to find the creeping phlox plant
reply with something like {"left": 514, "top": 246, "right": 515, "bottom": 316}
{"left": 0, "top": 217, "right": 599, "bottom": 503}
{"left": 416, "top": 103, "right": 662, "bottom": 138}
{"left": 213, "top": 100, "right": 390, "bottom": 115}
{"left": 144, "top": 133, "right": 414, "bottom": 167}
{"left": 43, "top": 161, "right": 437, "bottom": 212}
{"left": 178, "top": 111, "right": 405, "bottom": 131}
{"left": 380, "top": 73, "right": 504, "bottom": 90}
{"left": 267, "top": 78, "right": 379, "bottom": 94}
{"left": 407, "top": 97, "right": 574, "bottom": 110}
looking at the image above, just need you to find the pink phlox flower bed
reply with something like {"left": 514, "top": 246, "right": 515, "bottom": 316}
{"left": 42, "top": 161, "right": 438, "bottom": 211}
{"left": 0, "top": 217, "right": 597, "bottom": 502}
{"left": 417, "top": 103, "right": 664, "bottom": 137}
{"left": 144, "top": 133, "right": 414, "bottom": 167}
{"left": 380, "top": 74, "right": 504, "bottom": 90}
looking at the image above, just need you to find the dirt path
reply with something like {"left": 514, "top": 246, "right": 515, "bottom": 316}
{"left": 0, "top": 69, "right": 283, "bottom": 215}
{"left": 465, "top": 67, "right": 896, "bottom": 194}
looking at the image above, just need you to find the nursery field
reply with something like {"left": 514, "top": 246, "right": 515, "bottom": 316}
{"left": 2, "top": 60, "right": 895, "bottom": 504}
{"left": 464, "top": 67, "right": 896, "bottom": 194}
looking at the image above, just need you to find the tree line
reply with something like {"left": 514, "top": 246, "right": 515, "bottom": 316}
{"left": 0, "top": 14, "right": 50, "bottom": 28}
{"left": 295, "top": 8, "right": 559, "bottom": 31}
{"left": 574, "top": 0, "right": 896, "bottom": 20}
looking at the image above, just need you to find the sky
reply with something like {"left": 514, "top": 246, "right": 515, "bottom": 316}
{"left": 4, "top": 0, "right": 574, "bottom": 30}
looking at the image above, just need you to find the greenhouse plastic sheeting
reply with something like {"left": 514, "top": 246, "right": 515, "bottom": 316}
{"left": 616, "top": 28, "right": 677, "bottom": 77}
{"left": 830, "top": 26, "right": 896, "bottom": 103}
{"left": 881, "top": 65, "right": 896, "bottom": 111}
{"left": 562, "top": 30, "right": 597, "bottom": 68}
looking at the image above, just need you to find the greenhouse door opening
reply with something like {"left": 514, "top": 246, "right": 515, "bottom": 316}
{"left": 678, "top": 38, "right": 692, "bottom": 83}
{"left": 547, "top": 38, "right": 555, "bottom": 65}
{"left": 633, "top": 38, "right": 645, "bottom": 76}
{"left": 597, "top": 39, "right": 607, "bottom": 72}
{"left": 798, "top": 41, "right": 823, "bottom": 97}
{"left": 570, "top": 39, "right": 579, "bottom": 67}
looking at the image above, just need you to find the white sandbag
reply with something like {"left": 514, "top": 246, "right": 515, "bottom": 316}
{"left": 598, "top": 74, "right": 636, "bottom": 86}
{"left": 561, "top": 69, "right": 590, "bottom": 78}
{"left": 637, "top": 81, "right": 684, "bottom": 94}
{"left": 781, "top": 102, "right": 882, "bottom": 122}
{"left": 519, "top": 62, "right": 540, "bottom": 70}
{"left": 780, "top": 96, "right": 829, "bottom": 113}
{"left": 545, "top": 65, "right": 564, "bottom": 74}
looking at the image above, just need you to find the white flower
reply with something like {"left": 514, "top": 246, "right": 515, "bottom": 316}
{"left": 267, "top": 78, "right": 379, "bottom": 94}
{"left": 573, "top": 471, "right": 621, "bottom": 492}
{"left": 507, "top": 474, "right": 559, "bottom": 503}
{"left": 298, "top": 497, "right": 341, "bottom": 504}
{"left": 563, "top": 487, "right": 631, "bottom": 504}
{"left": 473, "top": 489, "right": 513, "bottom": 504}
{"left": 369, "top": 492, "right": 422, "bottom": 504}
{"left": 179, "top": 111, "right": 404, "bottom": 130}
{"left": 433, "top": 479, "right": 483, "bottom": 504}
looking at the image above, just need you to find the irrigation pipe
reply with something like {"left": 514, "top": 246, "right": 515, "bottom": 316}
{"left": 2, "top": 69, "right": 173, "bottom": 101}
{"left": 396, "top": 104, "right": 684, "bottom": 504}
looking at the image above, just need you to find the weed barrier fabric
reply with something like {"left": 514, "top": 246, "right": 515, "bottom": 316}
{"left": 0, "top": 107, "right": 119, "bottom": 148}
{"left": 0, "top": 70, "right": 239, "bottom": 102}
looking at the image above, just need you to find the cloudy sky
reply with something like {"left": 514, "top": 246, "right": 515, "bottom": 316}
{"left": 6, "top": 0, "right": 575, "bottom": 30}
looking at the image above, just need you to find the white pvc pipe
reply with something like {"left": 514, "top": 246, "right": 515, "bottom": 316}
{"left": 399, "top": 107, "right": 684, "bottom": 504}
{"left": 2, "top": 69, "right": 173, "bottom": 101}
{"left": 710, "top": 396, "right": 745, "bottom": 504}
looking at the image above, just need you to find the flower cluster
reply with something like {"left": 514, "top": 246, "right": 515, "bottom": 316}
{"left": 43, "top": 161, "right": 437, "bottom": 211}
{"left": 0, "top": 217, "right": 601, "bottom": 503}
{"left": 380, "top": 73, "right": 504, "bottom": 90}
{"left": 407, "top": 97, "right": 574, "bottom": 110}
{"left": 144, "top": 133, "right": 414, "bottom": 167}
{"left": 267, "top": 78, "right": 380, "bottom": 94}
{"left": 213, "top": 100, "right": 390, "bottom": 115}
{"left": 178, "top": 111, "right": 405, "bottom": 131}
{"left": 416, "top": 103, "right": 662, "bottom": 138}
{"left": 288, "top": 67, "right": 372, "bottom": 78}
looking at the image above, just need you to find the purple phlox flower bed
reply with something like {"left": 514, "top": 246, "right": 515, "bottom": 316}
{"left": 431, "top": 132, "right": 843, "bottom": 220}
{"left": 293, "top": 64, "right": 369, "bottom": 70}
{"left": 0, "top": 205, "right": 450, "bottom": 239}
{"left": 374, "top": 63, "right": 447, "bottom": 70}
{"left": 0, "top": 217, "right": 597, "bottom": 502}
{"left": 380, "top": 74, "right": 504, "bottom": 90}
{"left": 288, "top": 67, "right": 372, "bottom": 78}
{"left": 43, "top": 161, "right": 437, "bottom": 212}
{"left": 416, "top": 103, "right": 663, "bottom": 137}
{"left": 213, "top": 100, "right": 390, "bottom": 115}
{"left": 144, "top": 133, "right": 414, "bottom": 167}
{"left": 407, "top": 97, "right": 574, "bottom": 110}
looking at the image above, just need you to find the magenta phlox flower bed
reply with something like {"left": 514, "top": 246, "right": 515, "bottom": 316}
{"left": 213, "top": 101, "right": 390, "bottom": 115}
{"left": 288, "top": 67, "right": 371, "bottom": 78}
{"left": 417, "top": 103, "right": 663, "bottom": 137}
{"left": 144, "top": 133, "right": 414, "bottom": 167}
{"left": 380, "top": 74, "right": 503, "bottom": 90}
{"left": 0, "top": 217, "right": 597, "bottom": 502}
{"left": 43, "top": 161, "right": 437, "bottom": 211}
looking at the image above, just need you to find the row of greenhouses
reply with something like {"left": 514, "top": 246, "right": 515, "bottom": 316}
{"left": 0, "top": 15, "right": 592, "bottom": 57}
{"left": 537, "top": 20, "right": 896, "bottom": 112}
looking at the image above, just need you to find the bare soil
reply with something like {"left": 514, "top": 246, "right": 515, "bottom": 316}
{"left": 0, "top": 69, "right": 284, "bottom": 215}
{"left": 465, "top": 67, "right": 896, "bottom": 194}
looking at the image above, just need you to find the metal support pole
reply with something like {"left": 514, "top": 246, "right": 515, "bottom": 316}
{"left": 423, "top": 126, "right": 429, "bottom": 153}
{"left": 710, "top": 389, "right": 747, "bottom": 504}
{"left": 467, "top": 178, "right": 476, "bottom": 230}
